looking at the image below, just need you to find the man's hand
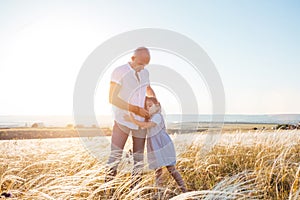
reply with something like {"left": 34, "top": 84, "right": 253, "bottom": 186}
{"left": 138, "top": 108, "right": 150, "bottom": 118}
{"left": 129, "top": 104, "right": 149, "bottom": 118}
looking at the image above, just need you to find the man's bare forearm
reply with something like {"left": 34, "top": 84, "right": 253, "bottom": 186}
{"left": 109, "top": 82, "right": 139, "bottom": 113}
{"left": 109, "top": 82, "right": 149, "bottom": 118}
{"left": 110, "top": 96, "right": 139, "bottom": 114}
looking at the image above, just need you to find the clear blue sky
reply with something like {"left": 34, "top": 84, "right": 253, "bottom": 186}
{"left": 0, "top": 0, "right": 299, "bottom": 115}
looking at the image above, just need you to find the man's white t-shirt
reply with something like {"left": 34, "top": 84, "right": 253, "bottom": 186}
{"left": 111, "top": 63, "right": 150, "bottom": 130}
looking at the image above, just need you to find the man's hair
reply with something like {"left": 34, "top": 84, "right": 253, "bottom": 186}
{"left": 134, "top": 47, "right": 150, "bottom": 56}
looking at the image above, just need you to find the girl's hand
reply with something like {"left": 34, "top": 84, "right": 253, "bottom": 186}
{"left": 129, "top": 113, "right": 135, "bottom": 121}
{"left": 123, "top": 114, "right": 131, "bottom": 122}
{"left": 123, "top": 113, "right": 135, "bottom": 122}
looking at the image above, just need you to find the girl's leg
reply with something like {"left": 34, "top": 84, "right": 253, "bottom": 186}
{"left": 154, "top": 168, "right": 163, "bottom": 199}
{"left": 155, "top": 168, "right": 163, "bottom": 187}
{"left": 166, "top": 165, "right": 187, "bottom": 193}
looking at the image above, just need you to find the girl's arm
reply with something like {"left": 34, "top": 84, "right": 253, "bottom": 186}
{"left": 124, "top": 113, "right": 157, "bottom": 129}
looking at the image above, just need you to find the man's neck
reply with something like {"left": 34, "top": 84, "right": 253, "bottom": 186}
{"left": 128, "top": 62, "right": 138, "bottom": 72}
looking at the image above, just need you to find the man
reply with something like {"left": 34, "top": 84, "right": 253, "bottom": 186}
{"left": 106, "top": 47, "right": 156, "bottom": 187}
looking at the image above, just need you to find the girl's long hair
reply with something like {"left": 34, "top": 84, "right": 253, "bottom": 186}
{"left": 144, "top": 97, "right": 161, "bottom": 121}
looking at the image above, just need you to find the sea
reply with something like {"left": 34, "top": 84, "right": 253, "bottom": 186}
{"left": 0, "top": 114, "right": 299, "bottom": 128}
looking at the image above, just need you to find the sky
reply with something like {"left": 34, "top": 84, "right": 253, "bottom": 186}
{"left": 0, "top": 0, "right": 300, "bottom": 116}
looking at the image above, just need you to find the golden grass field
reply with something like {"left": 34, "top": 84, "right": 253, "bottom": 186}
{"left": 1, "top": 129, "right": 300, "bottom": 199}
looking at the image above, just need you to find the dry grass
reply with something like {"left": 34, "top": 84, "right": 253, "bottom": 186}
{"left": 1, "top": 130, "right": 300, "bottom": 199}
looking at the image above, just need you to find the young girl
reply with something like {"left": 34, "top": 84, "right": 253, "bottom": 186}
{"left": 125, "top": 97, "right": 187, "bottom": 193}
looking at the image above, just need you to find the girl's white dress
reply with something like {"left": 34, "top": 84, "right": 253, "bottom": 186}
{"left": 147, "top": 113, "right": 176, "bottom": 169}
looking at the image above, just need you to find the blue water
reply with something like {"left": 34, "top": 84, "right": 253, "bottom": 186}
{"left": 0, "top": 114, "right": 299, "bottom": 128}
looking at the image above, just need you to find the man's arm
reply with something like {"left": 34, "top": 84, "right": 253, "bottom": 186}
{"left": 109, "top": 82, "right": 130, "bottom": 110}
{"left": 146, "top": 85, "right": 156, "bottom": 97}
{"left": 109, "top": 82, "right": 149, "bottom": 118}
{"left": 124, "top": 113, "right": 156, "bottom": 129}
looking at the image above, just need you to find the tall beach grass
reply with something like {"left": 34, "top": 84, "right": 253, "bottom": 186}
{"left": 1, "top": 130, "right": 300, "bottom": 199}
